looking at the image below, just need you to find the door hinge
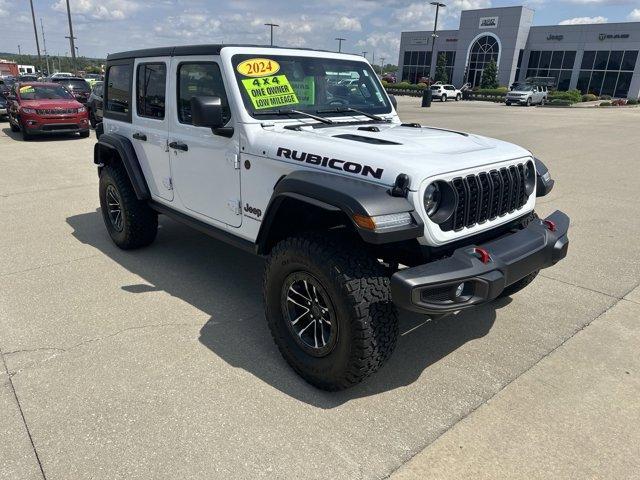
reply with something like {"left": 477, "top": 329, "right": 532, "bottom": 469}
{"left": 227, "top": 199, "right": 241, "bottom": 215}
{"left": 227, "top": 152, "right": 240, "bottom": 170}
{"left": 163, "top": 177, "right": 173, "bottom": 190}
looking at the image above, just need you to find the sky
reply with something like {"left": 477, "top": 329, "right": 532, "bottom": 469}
{"left": 2, "top": 0, "right": 640, "bottom": 63}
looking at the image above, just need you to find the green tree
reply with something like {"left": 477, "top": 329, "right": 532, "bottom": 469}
{"left": 434, "top": 53, "right": 448, "bottom": 84}
{"left": 481, "top": 58, "right": 499, "bottom": 89}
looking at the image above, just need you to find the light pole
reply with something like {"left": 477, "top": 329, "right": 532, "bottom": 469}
{"left": 65, "top": 0, "right": 77, "bottom": 73}
{"left": 362, "top": 51, "right": 367, "bottom": 59}
{"left": 380, "top": 57, "right": 385, "bottom": 74}
{"left": 264, "top": 23, "right": 279, "bottom": 46}
{"left": 29, "top": 0, "right": 42, "bottom": 72}
{"left": 41, "top": 18, "right": 51, "bottom": 74}
{"left": 335, "top": 37, "right": 346, "bottom": 53}
{"left": 18, "top": 44, "right": 21, "bottom": 55}
{"left": 429, "top": 2, "right": 446, "bottom": 81}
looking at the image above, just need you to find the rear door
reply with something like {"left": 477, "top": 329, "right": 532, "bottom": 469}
{"left": 132, "top": 58, "right": 173, "bottom": 201}
{"left": 168, "top": 57, "right": 241, "bottom": 227}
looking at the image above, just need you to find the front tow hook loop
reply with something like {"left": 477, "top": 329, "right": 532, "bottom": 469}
{"left": 544, "top": 219, "right": 557, "bottom": 232}
{"left": 473, "top": 247, "right": 492, "bottom": 264}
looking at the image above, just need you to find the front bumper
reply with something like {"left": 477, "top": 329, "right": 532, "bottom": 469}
{"left": 22, "top": 115, "right": 90, "bottom": 135}
{"left": 391, "top": 211, "right": 570, "bottom": 314}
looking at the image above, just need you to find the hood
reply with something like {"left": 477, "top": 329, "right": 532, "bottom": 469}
{"left": 21, "top": 98, "right": 82, "bottom": 109}
{"left": 258, "top": 122, "right": 532, "bottom": 189}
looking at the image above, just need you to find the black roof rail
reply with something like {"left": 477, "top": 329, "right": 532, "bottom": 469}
{"left": 106, "top": 44, "right": 347, "bottom": 62}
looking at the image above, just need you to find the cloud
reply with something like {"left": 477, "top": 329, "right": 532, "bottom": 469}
{"left": 0, "top": 0, "right": 8, "bottom": 18}
{"left": 52, "top": 0, "right": 141, "bottom": 21}
{"left": 559, "top": 16, "right": 608, "bottom": 25}
{"left": 629, "top": 8, "right": 640, "bottom": 21}
{"left": 390, "top": 0, "right": 491, "bottom": 30}
{"left": 356, "top": 31, "right": 401, "bottom": 64}
{"left": 335, "top": 16, "right": 362, "bottom": 32}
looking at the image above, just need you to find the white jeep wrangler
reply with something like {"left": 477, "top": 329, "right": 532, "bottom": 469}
{"left": 95, "top": 45, "right": 569, "bottom": 390}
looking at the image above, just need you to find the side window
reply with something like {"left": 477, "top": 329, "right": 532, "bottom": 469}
{"left": 105, "top": 63, "right": 132, "bottom": 118}
{"left": 178, "top": 63, "right": 231, "bottom": 125}
{"left": 95, "top": 84, "right": 103, "bottom": 96}
{"left": 136, "top": 63, "right": 166, "bottom": 119}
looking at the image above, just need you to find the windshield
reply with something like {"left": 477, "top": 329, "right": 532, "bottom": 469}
{"left": 515, "top": 84, "right": 536, "bottom": 92}
{"left": 231, "top": 54, "right": 391, "bottom": 119}
{"left": 19, "top": 84, "right": 74, "bottom": 100}
{"left": 65, "top": 79, "right": 90, "bottom": 91}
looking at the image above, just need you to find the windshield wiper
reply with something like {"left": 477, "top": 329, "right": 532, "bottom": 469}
{"left": 254, "top": 109, "right": 333, "bottom": 125}
{"left": 316, "top": 107, "right": 386, "bottom": 122}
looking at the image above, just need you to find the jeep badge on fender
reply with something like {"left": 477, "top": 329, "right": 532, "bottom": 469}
{"left": 94, "top": 44, "right": 569, "bottom": 391}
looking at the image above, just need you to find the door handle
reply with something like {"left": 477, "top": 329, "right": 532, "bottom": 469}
{"left": 169, "top": 141, "right": 188, "bottom": 152}
{"left": 132, "top": 132, "right": 147, "bottom": 141}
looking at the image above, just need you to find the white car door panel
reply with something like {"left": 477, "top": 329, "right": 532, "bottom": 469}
{"left": 132, "top": 58, "right": 173, "bottom": 201}
{"left": 168, "top": 56, "right": 241, "bottom": 228}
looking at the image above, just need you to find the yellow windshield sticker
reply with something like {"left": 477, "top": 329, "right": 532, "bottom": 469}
{"left": 237, "top": 58, "right": 280, "bottom": 77}
{"left": 241, "top": 75, "right": 299, "bottom": 110}
{"left": 19, "top": 86, "right": 35, "bottom": 93}
{"left": 289, "top": 77, "right": 315, "bottom": 106}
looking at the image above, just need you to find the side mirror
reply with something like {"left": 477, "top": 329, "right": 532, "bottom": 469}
{"left": 389, "top": 94, "right": 398, "bottom": 110}
{"left": 190, "top": 96, "right": 233, "bottom": 138}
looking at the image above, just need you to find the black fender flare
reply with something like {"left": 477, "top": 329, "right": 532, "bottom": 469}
{"left": 94, "top": 133, "right": 150, "bottom": 200}
{"left": 534, "top": 158, "right": 554, "bottom": 197}
{"left": 256, "top": 170, "right": 423, "bottom": 253}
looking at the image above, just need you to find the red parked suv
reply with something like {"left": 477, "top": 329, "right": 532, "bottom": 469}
{"left": 7, "top": 82, "right": 90, "bottom": 141}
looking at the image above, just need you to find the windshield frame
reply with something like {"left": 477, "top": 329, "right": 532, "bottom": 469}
{"left": 230, "top": 53, "right": 393, "bottom": 121}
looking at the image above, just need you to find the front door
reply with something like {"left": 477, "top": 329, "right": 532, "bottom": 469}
{"left": 132, "top": 58, "right": 173, "bottom": 201}
{"left": 168, "top": 57, "right": 241, "bottom": 227}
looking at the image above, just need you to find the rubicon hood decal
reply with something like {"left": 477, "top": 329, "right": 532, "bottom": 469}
{"left": 276, "top": 147, "right": 384, "bottom": 179}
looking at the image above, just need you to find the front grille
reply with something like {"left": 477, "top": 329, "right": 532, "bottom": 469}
{"left": 36, "top": 108, "right": 77, "bottom": 115}
{"left": 440, "top": 163, "right": 530, "bottom": 232}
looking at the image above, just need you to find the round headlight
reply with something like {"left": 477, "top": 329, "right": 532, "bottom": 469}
{"left": 424, "top": 182, "right": 442, "bottom": 217}
{"left": 524, "top": 160, "right": 536, "bottom": 196}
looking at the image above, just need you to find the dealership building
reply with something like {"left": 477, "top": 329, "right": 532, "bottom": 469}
{"left": 398, "top": 5, "right": 640, "bottom": 98}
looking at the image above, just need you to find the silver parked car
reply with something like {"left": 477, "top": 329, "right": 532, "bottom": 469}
{"left": 506, "top": 84, "right": 548, "bottom": 106}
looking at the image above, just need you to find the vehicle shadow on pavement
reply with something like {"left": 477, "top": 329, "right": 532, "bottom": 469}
{"left": 1, "top": 127, "right": 86, "bottom": 142}
{"left": 67, "top": 210, "right": 507, "bottom": 408}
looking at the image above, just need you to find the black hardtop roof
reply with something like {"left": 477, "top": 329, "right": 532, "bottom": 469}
{"left": 106, "top": 44, "right": 342, "bottom": 62}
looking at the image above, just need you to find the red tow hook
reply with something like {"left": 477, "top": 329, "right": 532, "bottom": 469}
{"left": 473, "top": 247, "right": 492, "bottom": 264}
{"left": 544, "top": 220, "right": 557, "bottom": 232}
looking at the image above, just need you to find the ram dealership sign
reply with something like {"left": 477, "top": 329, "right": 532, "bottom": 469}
{"left": 599, "top": 33, "right": 630, "bottom": 41}
{"left": 479, "top": 16, "right": 499, "bottom": 29}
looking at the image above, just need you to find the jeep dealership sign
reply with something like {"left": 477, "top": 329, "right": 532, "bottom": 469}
{"left": 479, "top": 17, "right": 499, "bottom": 29}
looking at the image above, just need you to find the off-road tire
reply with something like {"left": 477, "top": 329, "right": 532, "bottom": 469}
{"left": 441, "top": 94, "right": 447, "bottom": 102}
{"left": 264, "top": 233, "right": 399, "bottom": 391}
{"left": 99, "top": 164, "right": 158, "bottom": 249}
{"left": 526, "top": 98, "right": 532, "bottom": 107}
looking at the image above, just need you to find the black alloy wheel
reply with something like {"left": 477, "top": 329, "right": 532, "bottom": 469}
{"left": 105, "top": 184, "right": 124, "bottom": 232}
{"left": 281, "top": 272, "right": 338, "bottom": 357}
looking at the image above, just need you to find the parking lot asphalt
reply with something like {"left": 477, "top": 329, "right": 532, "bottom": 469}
{"left": 1, "top": 98, "right": 639, "bottom": 480}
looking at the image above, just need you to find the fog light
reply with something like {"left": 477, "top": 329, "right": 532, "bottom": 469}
{"left": 455, "top": 283, "right": 465, "bottom": 298}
